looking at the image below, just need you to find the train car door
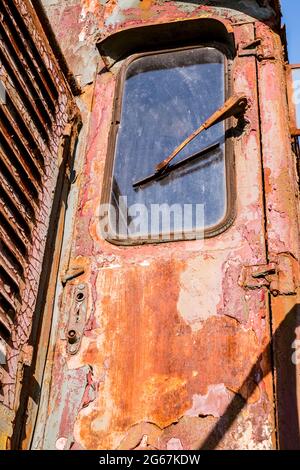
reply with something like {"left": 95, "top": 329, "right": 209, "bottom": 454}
{"left": 33, "top": 16, "right": 300, "bottom": 450}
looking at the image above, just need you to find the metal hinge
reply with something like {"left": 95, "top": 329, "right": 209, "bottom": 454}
{"left": 237, "top": 38, "right": 275, "bottom": 61}
{"left": 61, "top": 267, "right": 85, "bottom": 286}
{"left": 239, "top": 253, "right": 299, "bottom": 297}
{"left": 238, "top": 39, "right": 262, "bottom": 58}
{"left": 66, "top": 284, "right": 88, "bottom": 355}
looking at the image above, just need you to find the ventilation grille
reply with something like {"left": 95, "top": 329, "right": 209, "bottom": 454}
{"left": 0, "top": 0, "right": 61, "bottom": 365}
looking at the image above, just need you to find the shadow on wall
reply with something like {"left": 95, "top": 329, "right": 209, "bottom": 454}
{"left": 199, "top": 303, "right": 300, "bottom": 450}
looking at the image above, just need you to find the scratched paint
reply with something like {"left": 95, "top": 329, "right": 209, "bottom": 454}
{"left": 31, "top": 0, "right": 300, "bottom": 451}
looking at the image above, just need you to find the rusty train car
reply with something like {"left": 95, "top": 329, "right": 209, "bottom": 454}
{"left": 0, "top": 0, "right": 300, "bottom": 450}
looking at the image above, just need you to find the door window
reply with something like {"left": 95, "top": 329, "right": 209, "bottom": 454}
{"left": 104, "top": 47, "right": 233, "bottom": 243}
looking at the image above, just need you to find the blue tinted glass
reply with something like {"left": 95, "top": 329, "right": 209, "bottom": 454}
{"left": 109, "top": 47, "right": 227, "bottom": 240}
{"left": 292, "top": 68, "right": 300, "bottom": 128}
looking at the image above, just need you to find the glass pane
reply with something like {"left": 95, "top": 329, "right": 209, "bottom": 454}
{"left": 109, "top": 47, "right": 227, "bottom": 241}
{"left": 292, "top": 68, "right": 300, "bottom": 128}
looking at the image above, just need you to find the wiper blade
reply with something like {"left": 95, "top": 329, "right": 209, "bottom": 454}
{"left": 155, "top": 94, "right": 248, "bottom": 173}
{"left": 132, "top": 142, "right": 220, "bottom": 188}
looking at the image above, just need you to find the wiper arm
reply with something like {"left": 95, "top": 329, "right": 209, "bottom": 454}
{"left": 155, "top": 94, "right": 248, "bottom": 174}
{"left": 133, "top": 142, "right": 220, "bottom": 188}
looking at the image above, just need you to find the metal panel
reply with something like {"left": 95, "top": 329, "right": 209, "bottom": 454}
{"left": 31, "top": 0, "right": 299, "bottom": 451}
{"left": 37, "top": 10, "right": 276, "bottom": 450}
{"left": 256, "top": 20, "right": 300, "bottom": 449}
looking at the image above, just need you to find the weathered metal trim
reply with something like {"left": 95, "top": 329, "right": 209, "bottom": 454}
{"left": 66, "top": 284, "right": 88, "bottom": 356}
{"left": 11, "top": 110, "right": 82, "bottom": 450}
{"left": 256, "top": 21, "right": 300, "bottom": 448}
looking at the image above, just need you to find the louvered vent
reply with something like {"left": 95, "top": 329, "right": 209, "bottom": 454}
{"left": 0, "top": 0, "right": 50, "bottom": 338}
{"left": 0, "top": 0, "right": 78, "bottom": 408}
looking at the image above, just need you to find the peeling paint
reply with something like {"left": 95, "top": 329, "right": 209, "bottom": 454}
{"left": 166, "top": 437, "right": 184, "bottom": 450}
{"left": 177, "top": 254, "right": 225, "bottom": 331}
{"left": 31, "top": 0, "right": 300, "bottom": 452}
{"left": 185, "top": 384, "right": 235, "bottom": 418}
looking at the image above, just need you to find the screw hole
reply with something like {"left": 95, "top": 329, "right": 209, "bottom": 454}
{"left": 272, "top": 290, "right": 279, "bottom": 297}
{"left": 68, "top": 330, "right": 77, "bottom": 344}
{"left": 76, "top": 292, "right": 85, "bottom": 302}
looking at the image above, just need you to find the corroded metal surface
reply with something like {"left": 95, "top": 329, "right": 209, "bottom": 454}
{"left": 41, "top": 0, "right": 281, "bottom": 87}
{"left": 256, "top": 23, "right": 300, "bottom": 447}
{"left": 30, "top": 0, "right": 300, "bottom": 451}
{"left": 0, "top": 0, "right": 80, "bottom": 449}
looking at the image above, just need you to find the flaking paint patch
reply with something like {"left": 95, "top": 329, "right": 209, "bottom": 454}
{"left": 167, "top": 437, "right": 183, "bottom": 450}
{"left": 238, "top": 133, "right": 260, "bottom": 207}
{"left": 119, "top": 0, "right": 140, "bottom": 8}
{"left": 75, "top": 375, "right": 124, "bottom": 450}
{"left": 74, "top": 305, "right": 262, "bottom": 449}
{"left": 80, "top": 0, "right": 102, "bottom": 21}
{"left": 105, "top": 6, "right": 125, "bottom": 26}
{"left": 118, "top": 422, "right": 161, "bottom": 450}
{"left": 177, "top": 254, "right": 226, "bottom": 331}
{"left": 102, "top": 0, "right": 144, "bottom": 28}
{"left": 232, "top": 419, "right": 273, "bottom": 450}
{"left": 185, "top": 384, "right": 235, "bottom": 418}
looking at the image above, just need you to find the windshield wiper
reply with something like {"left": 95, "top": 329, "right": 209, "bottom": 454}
{"left": 133, "top": 142, "right": 220, "bottom": 188}
{"left": 155, "top": 94, "right": 248, "bottom": 174}
{"left": 132, "top": 93, "right": 248, "bottom": 189}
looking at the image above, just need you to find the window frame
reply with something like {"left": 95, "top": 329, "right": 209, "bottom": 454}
{"left": 287, "top": 64, "right": 300, "bottom": 136}
{"left": 101, "top": 42, "right": 236, "bottom": 245}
